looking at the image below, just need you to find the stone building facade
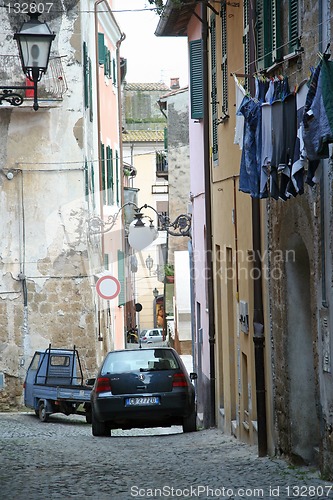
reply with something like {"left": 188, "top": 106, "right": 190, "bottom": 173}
{"left": 0, "top": 1, "right": 124, "bottom": 409}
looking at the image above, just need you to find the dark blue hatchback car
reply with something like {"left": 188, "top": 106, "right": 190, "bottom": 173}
{"left": 90, "top": 347, "right": 197, "bottom": 436}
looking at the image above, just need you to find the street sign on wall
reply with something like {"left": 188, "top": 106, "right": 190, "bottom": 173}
{"left": 96, "top": 275, "right": 121, "bottom": 300}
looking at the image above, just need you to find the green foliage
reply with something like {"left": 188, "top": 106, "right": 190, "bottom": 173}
{"left": 148, "top": 0, "right": 184, "bottom": 15}
{"left": 164, "top": 264, "right": 174, "bottom": 276}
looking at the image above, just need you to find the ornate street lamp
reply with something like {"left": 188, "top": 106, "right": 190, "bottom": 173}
{"left": 153, "top": 288, "right": 159, "bottom": 299}
{"left": 88, "top": 202, "right": 192, "bottom": 251}
{"left": 0, "top": 12, "right": 55, "bottom": 111}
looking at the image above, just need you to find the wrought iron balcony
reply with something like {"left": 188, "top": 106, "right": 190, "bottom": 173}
{"left": 0, "top": 54, "right": 67, "bottom": 105}
{"left": 156, "top": 150, "right": 168, "bottom": 179}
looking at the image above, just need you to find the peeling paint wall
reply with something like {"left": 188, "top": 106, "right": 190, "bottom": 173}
{"left": 0, "top": 2, "right": 106, "bottom": 409}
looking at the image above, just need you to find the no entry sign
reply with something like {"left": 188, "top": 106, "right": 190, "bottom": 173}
{"left": 96, "top": 275, "right": 121, "bottom": 300}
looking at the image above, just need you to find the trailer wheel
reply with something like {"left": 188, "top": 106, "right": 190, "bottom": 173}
{"left": 38, "top": 402, "right": 49, "bottom": 423}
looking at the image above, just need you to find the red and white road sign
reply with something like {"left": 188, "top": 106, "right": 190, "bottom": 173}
{"left": 96, "top": 275, "right": 121, "bottom": 300}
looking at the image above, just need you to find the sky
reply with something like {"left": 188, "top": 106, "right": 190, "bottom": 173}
{"left": 112, "top": 0, "right": 189, "bottom": 87}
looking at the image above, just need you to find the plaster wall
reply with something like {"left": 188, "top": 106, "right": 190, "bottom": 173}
{"left": 187, "top": 8, "right": 211, "bottom": 426}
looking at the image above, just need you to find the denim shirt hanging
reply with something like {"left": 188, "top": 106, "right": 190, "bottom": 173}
{"left": 238, "top": 95, "right": 262, "bottom": 198}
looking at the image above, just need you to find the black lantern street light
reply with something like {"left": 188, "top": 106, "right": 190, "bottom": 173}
{"left": 0, "top": 12, "right": 55, "bottom": 111}
{"left": 153, "top": 288, "right": 159, "bottom": 299}
{"left": 145, "top": 255, "right": 154, "bottom": 276}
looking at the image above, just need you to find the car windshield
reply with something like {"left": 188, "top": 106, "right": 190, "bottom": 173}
{"left": 101, "top": 349, "right": 179, "bottom": 374}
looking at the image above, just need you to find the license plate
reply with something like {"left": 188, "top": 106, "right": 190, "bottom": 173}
{"left": 125, "top": 396, "right": 160, "bottom": 406}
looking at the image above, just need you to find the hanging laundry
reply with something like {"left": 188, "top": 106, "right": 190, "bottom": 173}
{"left": 260, "top": 102, "right": 272, "bottom": 198}
{"left": 302, "top": 58, "right": 333, "bottom": 185}
{"left": 233, "top": 75, "right": 246, "bottom": 149}
{"left": 287, "top": 80, "right": 308, "bottom": 196}
{"left": 238, "top": 95, "right": 262, "bottom": 198}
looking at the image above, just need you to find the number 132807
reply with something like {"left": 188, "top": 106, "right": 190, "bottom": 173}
{"left": 6, "top": 3, "right": 54, "bottom": 14}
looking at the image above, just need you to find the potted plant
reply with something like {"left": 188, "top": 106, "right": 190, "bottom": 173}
{"left": 164, "top": 264, "right": 174, "bottom": 283}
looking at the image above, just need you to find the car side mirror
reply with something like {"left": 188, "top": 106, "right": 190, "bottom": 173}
{"left": 190, "top": 372, "right": 198, "bottom": 381}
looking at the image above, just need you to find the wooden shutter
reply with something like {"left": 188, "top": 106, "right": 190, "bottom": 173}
{"left": 243, "top": 0, "right": 250, "bottom": 92}
{"left": 100, "top": 142, "right": 106, "bottom": 204}
{"left": 113, "top": 58, "right": 117, "bottom": 85}
{"left": 221, "top": 4, "right": 228, "bottom": 115}
{"left": 256, "top": 0, "right": 281, "bottom": 70}
{"left": 271, "top": 0, "right": 282, "bottom": 62}
{"left": 98, "top": 33, "right": 105, "bottom": 64}
{"left": 289, "top": 0, "right": 299, "bottom": 52}
{"left": 117, "top": 250, "right": 125, "bottom": 306}
{"left": 83, "top": 42, "right": 89, "bottom": 109}
{"left": 115, "top": 150, "right": 119, "bottom": 204}
{"left": 189, "top": 39, "right": 204, "bottom": 119}
{"left": 91, "top": 162, "right": 96, "bottom": 209}
{"left": 84, "top": 159, "right": 89, "bottom": 198}
{"left": 210, "top": 14, "right": 218, "bottom": 162}
{"left": 106, "top": 146, "right": 114, "bottom": 205}
{"left": 88, "top": 58, "right": 93, "bottom": 122}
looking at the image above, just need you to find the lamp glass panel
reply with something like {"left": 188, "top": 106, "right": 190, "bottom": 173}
{"left": 19, "top": 36, "right": 51, "bottom": 70}
{"left": 128, "top": 223, "right": 158, "bottom": 251}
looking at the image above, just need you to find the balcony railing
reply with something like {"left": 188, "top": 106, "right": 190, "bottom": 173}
{"left": 0, "top": 54, "right": 67, "bottom": 101}
{"left": 156, "top": 150, "right": 168, "bottom": 179}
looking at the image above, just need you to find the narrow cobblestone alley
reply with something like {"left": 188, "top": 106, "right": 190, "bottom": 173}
{"left": 1, "top": 412, "right": 332, "bottom": 500}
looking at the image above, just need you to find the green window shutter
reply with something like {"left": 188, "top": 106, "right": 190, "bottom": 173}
{"left": 113, "top": 58, "right": 117, "bottom": 85}
{"left": 243, "top": 0, "right": 250, "bottom": 92}
{"left": 83, "top": 42, "right": 89, "bottom": 109}
{"left": 89, "top": 58, "right": 93, "bottom": 122}
{"left": 91, "top": 162, "right": 96, "bottom": 209}
{"left": 104, "top": 253, "right": 109, "bottom": 270}
{"left": 104, "top": 49, "right": 111, "bottom": 78}
{"left": 271, "top": 0, "right": 282, "bottom": 62}
{"left": 115, "top": 150, "right": 119, "bottom": 204}
{"left": 84, "top": 159, "right": 89, "bottom": 198}
{"left": 221, "top": 4, "right": 228, "bottom": 115}
{"left": 189, "top": 39, "right": 204, "bottom": 119}
{"left": 98, "top": 33, "right": 105, "bottom": 64}
{"left": 289, "top": 0, "right": 299, "bottom": 52}
{"left": 210, "top": 14, "right": 218, "bottom": 162}
{"left": 117, "top": 250, "right": 125, "bottom": 306}
{"left": 256, "top": 0, "right": 281, "bottom": 70}
{"left": 100, "top": 142, "right": 106, "bottom": 204}
{"left": 164, "top": 127, "right": 168, "bottom": 150}
{"left": 106, "top": 146, "right": 114, "bottom": 205}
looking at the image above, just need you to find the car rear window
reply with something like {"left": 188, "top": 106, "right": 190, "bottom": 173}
{"left": 101, "top": 349, "right": 179, "bottom": 374}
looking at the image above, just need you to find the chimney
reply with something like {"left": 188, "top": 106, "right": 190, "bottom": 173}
{"left": 170, "top": 77, "right": 180, "bottom": 90}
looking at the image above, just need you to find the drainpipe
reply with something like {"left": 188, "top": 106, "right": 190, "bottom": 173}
{"left": 202, "top": 2, "right": 216, "bottom": 428}
{"left": 249, "top": 3, "right": 267, "bottom": 457}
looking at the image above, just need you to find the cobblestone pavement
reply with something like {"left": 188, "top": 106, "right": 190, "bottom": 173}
{"left": 1, "top": 412, "right": 333, "bottom": 500}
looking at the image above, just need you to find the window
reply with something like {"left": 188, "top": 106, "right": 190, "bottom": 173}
{"left": 189, "top": 39, "right": 204, "bottom": 119}
{"left": 210, "top": 14, "right": 218, "bottom": 163}
{"left": 50, "top": 356, "right": 70, "bottom": 367}
{"left": 256, "top": 0, "right": 282, "bottom": 71}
